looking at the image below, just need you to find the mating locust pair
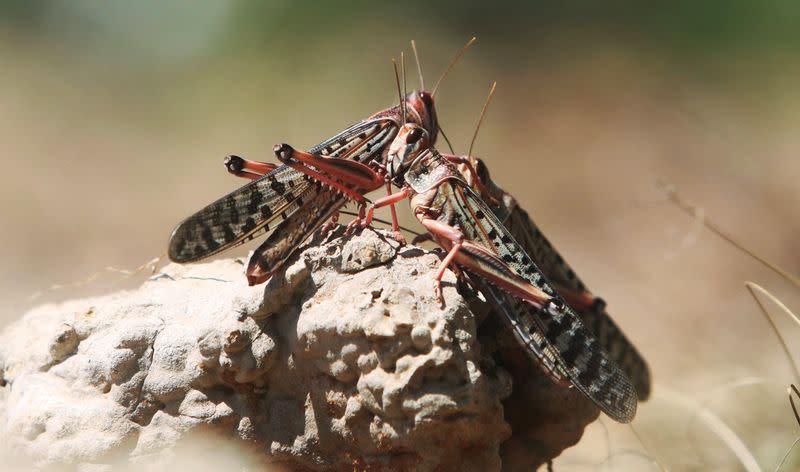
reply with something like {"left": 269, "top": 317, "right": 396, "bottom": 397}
{"left": 167, "top": 40, "right": 650, "bottom": 423}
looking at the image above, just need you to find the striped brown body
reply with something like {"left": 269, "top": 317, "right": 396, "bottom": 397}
{"left": 463, "top": 160, "right": 651, "bottom": 401}
{"left": 168, "top": 93, "right": 437, "bottom": 281}
{"left": 387, "top": 128, "right": 638, "bottom": 423}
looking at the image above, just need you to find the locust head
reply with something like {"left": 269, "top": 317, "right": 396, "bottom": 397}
{"left": 386, "top": 123, "right": 430, "bottom": 184}
{"left": 405, "top": 91, "right": 438, "bottom": 143}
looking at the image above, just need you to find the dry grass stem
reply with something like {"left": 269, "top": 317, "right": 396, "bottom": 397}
{"left": 660, "top": 183, "right": 800, "bottom": 289}
{"left": 745, "top": 282, "right": 800, "bottom": 385}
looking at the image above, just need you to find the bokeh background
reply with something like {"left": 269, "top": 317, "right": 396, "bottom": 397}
{"left": 2, "top": 1, "right": 799, "bottom": 470}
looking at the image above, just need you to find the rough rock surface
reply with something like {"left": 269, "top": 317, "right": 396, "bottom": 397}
{"left": 0, "top": 228, "right": 597, "bottom": 471}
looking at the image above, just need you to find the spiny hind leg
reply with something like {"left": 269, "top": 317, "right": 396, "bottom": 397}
{"left": 273, "top": 143, "right": 383, "bottom": 199}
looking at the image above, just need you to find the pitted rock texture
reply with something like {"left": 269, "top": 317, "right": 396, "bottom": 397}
{"left": 0, "top": 228, "right": 596, "bottom": 471}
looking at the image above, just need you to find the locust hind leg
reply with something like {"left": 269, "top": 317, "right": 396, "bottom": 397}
{"left": 418, "top": 215, "right": 555, "bottom": 309}
{"left": 273, "top": 143, "right": 383, "bottom": 199}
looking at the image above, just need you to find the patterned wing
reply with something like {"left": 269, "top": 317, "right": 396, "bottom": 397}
{"left": 494, "top": 190, "right": 651, "bottom": 400}
{"left": 168, "top": 118, "right": 397, "bottom": 263}
{"left": 168, "top": 165, "right": 315, "bottom": 262}
{"left": 468, "top": 274, "right": 571, "bottom": 385}
{"left": 443, "top": 176, "right": 638, "bottom": 423}
{"left": 246, "top": 184, "right": 342, "bottom": 282}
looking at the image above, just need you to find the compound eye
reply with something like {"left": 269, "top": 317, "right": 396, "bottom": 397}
{"left": 420, "top": 92, "right": 433, "bottom": 108}
{"left": 406, "top": 127, "right": 424, "bottom": 144}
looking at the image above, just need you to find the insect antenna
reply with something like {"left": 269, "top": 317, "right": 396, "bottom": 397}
{"left": 392, "top": 58, "right": 405, "bottom": 126}
{"left": 411, "top": 40, "right": 425, "bottom": 91}
{"left": 432, "top": 36, "right": 476, "bottom": 97}
{"left": 437, "top": 125, "right": 456, "bottom": 154}
{"left": 467, "top": 81, "right": 497, "bottom": 168}
{"left": 401, "top": 51, "right": 407, "bottom": 125}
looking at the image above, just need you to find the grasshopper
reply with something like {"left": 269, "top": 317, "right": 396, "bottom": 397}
{"left": 422, "top": 82, "right": 650, "bottom": 405}
{"left": 461, "top": 157, "right": 652, "bottom": 401}
{"left": 416, "top": 85, "right": 650, "bottom": 401}
{"left": 268, "top": 109, "right": 639, "bottom": 421}
{"left": 167, "top": 40, "right": 475, "bottom": 284}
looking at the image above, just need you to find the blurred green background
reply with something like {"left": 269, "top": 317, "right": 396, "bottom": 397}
{"left": 2, "top": 1, "right": 799, "bottom": 470}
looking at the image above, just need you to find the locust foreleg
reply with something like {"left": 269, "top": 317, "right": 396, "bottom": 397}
{"left": 361, "top": 188, "right": 412, "bottom": 235}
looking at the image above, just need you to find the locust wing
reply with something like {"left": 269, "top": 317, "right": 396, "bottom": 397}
{"left": 444, "top": 177, "right": 638, "bottom": 423}
{"left": 168, "top": 117, "right": 397, "bottom": 263}
{"left": 483, "top": 183, "right": 651, "bottom": 401}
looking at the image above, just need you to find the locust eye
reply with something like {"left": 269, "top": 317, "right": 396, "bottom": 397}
{"left": 406, "top": 127, "right": 424, "bottom": 144}
{"left": 420, "top": 91, "right": 433, "bottom": 108}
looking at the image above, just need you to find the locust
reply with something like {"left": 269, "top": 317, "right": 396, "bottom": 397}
{"left": 425, "top": 84, "right": 651, "bottom": 401}
{"left": 401, "top": 82, "right": 650, "bottom": 403}
{"left": 167, "top": 39, "right": 474, "bottom": 284}
{"left": 268, "top": 117, "right": 638, "bottom": 421}
{"left": 461, "top": 156, "right": 652, "bottom": 401}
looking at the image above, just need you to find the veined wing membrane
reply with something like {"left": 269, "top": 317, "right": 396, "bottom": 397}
{"left": 498, "top": 192, "right": 651, "bottom": 401}
{"left": 168, "top": 117, "right": 397, "bottom": 263}
{"left": 441, "top": 170, "right": 637, "bottom": 422}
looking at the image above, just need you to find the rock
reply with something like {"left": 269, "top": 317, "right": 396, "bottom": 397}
{"left": 0, "top": 227, "right": 596, "bottom": 471}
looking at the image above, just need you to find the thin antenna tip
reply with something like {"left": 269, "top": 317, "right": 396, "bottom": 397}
{"left": 431, "top": 37, "right": 477, "bottom": 97}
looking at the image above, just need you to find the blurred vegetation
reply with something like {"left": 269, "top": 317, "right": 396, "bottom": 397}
{"left": 5, "top": 1, "right": 800, "bottom": 56}
{"left": 1, "top": 2, "right": 799, "bottom": 470}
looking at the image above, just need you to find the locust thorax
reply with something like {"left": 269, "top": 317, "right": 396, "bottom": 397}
{"left": 386, "top": 123, "right": 431, "bottom": 185}
{"left": 405, "top": 90, "right": 438, "bottom": 144}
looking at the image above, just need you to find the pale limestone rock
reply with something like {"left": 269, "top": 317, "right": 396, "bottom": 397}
{"left": 0, "top": 228, "right": 595, "bottom": 471}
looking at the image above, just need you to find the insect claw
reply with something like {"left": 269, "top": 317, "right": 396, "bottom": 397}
{"left": 393, "top": 231, "right": 407, "bottom": 246}
{"left": 433, "top": 280, "right": 444, "bottom": 305}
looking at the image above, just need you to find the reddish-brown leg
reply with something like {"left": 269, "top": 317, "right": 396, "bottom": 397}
{"left": 361, "top": 188, "right": 412, "bottom": 229}
{"left": 274, "top": 144, "right": 384, "bottom": 196}
{"left": 224, "top": 155, "right": 278, "bottom": 180}
{"left": 419, "top": 216, "right": 554, "bottom": 308}
{"left": 384, "top": 182, "right": 406, "bottom": 245}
